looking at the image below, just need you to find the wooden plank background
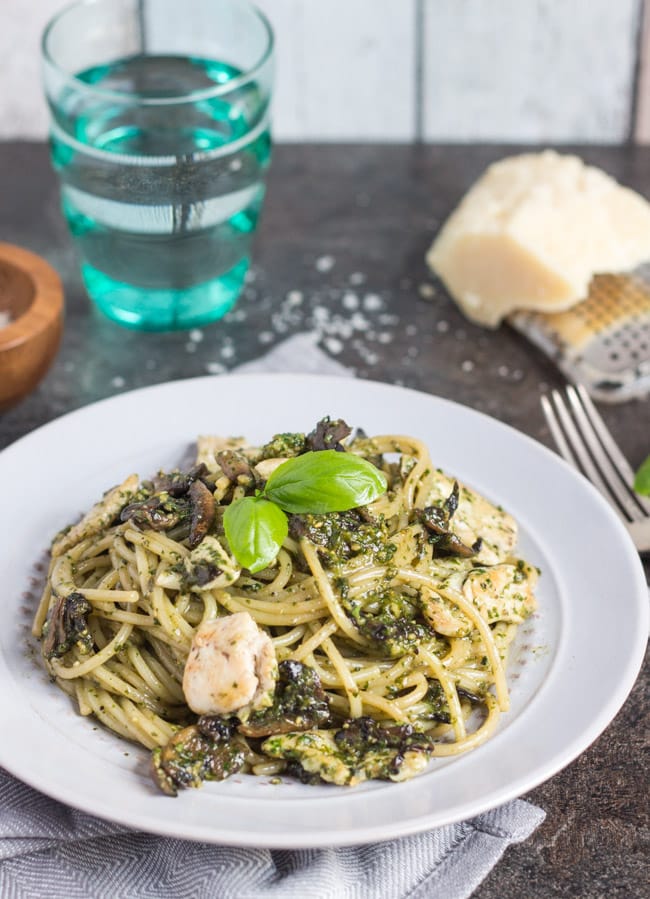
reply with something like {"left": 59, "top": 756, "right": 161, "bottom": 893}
{"left": 2, "top": 0, "right": 650, "bottom": 143}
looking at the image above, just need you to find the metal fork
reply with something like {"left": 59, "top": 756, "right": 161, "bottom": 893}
{"left": 541, "top": 384, "right": 650, "bottom": 553}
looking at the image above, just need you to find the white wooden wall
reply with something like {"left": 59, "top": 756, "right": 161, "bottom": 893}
{"left": 1, "top": 0, "right": 649, "bottom": 142}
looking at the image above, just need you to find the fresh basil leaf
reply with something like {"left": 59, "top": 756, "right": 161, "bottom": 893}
{"left": 223, "top": 496, "right": 288, "bottom": 573}
{"left": 264, "top": 450, "right": 387, "bottom": 514}
{"left": 634, "top": 455, "right": 650, "bottom": 496}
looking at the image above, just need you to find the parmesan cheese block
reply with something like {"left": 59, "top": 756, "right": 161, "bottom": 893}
{"left": 426, "top": 151, "right": 650, "bottom": 328}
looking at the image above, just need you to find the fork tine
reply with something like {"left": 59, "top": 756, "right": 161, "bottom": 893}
{"left": 565, "top": 386, "right": 648, "bottom": 522}
{"left": 574, "top": 385, "right": 650, "bottom": 518}
{"left": 540, "top": 395, "right": 579, "bottom": 468}
{"left": 547, "top": 390, "right": 629, "bottom": 520}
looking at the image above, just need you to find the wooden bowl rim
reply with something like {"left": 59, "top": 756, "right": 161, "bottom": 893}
{"left": 0, "top": 242, "right": 64, "bottom": 351}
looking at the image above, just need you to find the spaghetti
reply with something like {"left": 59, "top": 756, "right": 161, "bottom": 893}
{"left": 33, "top": 419, "right": 538, "bottom": 791}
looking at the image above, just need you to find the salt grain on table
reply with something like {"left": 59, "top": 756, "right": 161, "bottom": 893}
{"left": 315, "top": 255, "right": 335, "bottom": 273}
{"left": 363, "top": 294, "right": 382, "bottom": 311}
{"left": 342, "top": 292, "right": 359, "bottom": 310}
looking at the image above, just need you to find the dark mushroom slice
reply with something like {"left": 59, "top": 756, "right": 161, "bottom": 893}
{"left": 238, "top": 659, "right": 330, "bottom": 738}
{"left": 121, "top": 492, "right": 190, "bottom": 531}
{"left": 42, "top": 592, "right": 93, "bottom": 659}
{"left": 215, "top": 450, "right": 258, "bottom": 488}
{"left": 152, "top": 463, "right": 210, "bottom": 497}
{"left": 187, "top": 479, "right": 215, "bottom": 549}
{"left": 150, "top": 722, "right": 247, "bottom": 796}
{"left": 434, "top": 533, "right": 482, "bottom": 558}
{"left": 306, "top": 416, "right": 352, "bottom": 452}
{"left": 417, "top": 482, "right": 481, "bottom": 558}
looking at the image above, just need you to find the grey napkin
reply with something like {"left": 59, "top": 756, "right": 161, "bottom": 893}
{"left": 0, "top": 333, "right": 545, "bottom": 899}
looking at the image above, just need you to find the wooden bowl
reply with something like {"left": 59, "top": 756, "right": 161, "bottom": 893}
{"left": 0, "top": 243, "right": 64, "bottom": 411}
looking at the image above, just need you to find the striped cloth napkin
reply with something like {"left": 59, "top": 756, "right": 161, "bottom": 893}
{"left": 0, "top": 334, "right": 545, "bottom": 898}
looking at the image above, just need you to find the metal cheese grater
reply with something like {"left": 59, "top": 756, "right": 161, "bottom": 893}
{"left": 509, "top": 265, "right": 650, "bottom": 403}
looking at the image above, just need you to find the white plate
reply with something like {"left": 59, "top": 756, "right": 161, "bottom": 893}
{"left": 0, "top": 374, "right": 646, "bottom": 847}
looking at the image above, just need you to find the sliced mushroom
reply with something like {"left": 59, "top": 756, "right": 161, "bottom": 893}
{"left": 152, "top": 463, "right": 209, "bottom": 497}
{"left": 238, "top": 659, "right": 330, "bottom": 737}
{"left": 121, "top": 492, "right": 190, "bottom": 531}
{"left": 187, "top": 479, "right": 215, "bottom": 549}
{"left": 417, "top": 482, "right": 482, "bottom": 558}
{"left": 151, "top": 722, "right": 246, "bottom": 796}
{"left": 306, "top": 417, "right": 352, "bottom": 452}
{"left": 42, "top": 592, "right": 93, "bottom": 659}
{"left": 215, "top": 450, "right": 257, "bottom": 487}
{"left": 196, "top": 435, "right": 253, "bottom": 474}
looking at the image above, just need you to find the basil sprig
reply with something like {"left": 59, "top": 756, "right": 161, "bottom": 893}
{"left": 223, "top": 496, "right": 289, "bottom": 574}
{"left": 223, "top": 450, "right": 387, "bottom": 573}
{"left": 634, "top": 455, "right": 650, "bottom": 496}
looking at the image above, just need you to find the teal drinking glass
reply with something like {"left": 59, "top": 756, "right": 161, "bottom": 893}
{"left": 42, "top": 0, "right": 273, "bottom": 330}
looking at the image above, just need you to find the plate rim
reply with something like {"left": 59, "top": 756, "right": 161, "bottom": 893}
{"left": 0, "top": 372, "right": 647, "bottom": 847}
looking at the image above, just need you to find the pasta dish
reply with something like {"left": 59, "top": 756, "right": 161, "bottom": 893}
{"left": 33, "top": 418, "right": 538, "bottom": 793}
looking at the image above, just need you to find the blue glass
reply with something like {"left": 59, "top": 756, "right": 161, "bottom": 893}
{"left": 43, "top": 1, "right": 273, "bottom": 331}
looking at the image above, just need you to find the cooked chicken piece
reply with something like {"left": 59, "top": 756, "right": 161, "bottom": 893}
{"left": 264, "top": 731, "right": 352, "bottom": 785}
{"left": 463, "top": 561, "right": 537, "bottom": 624}
{"left": 421, "top": 594, "right": 472, "bottom": 638}
{"left": 262, "top": 719, "right": 435, "bottom": 785}
{"left": 52, "top": 474, "right": 139, "bottom": 558}
{"left": 183, "top": 612, "right": 278, "bottom": 717}
{"left": 156, "top": 535, "right": 240, "bottom": 592}
{"left": 389, "top": 523, "right": 431, "bottom": 568}
{"left": 421, "top": 558, "right": 474, "bottom": 636}
{"left": 254, "top": 457, "right": 289, "bottom": 481}
{"left": 421, "top": 557, "right": 536, "bottom": 633}
{"left": 423, "top": 471, "right": 517, "bottom": 565}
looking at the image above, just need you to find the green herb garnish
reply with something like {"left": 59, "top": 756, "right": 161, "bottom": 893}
{"left": 223, "top": 451, "right": 387, "bottom": 573}
{"left": 223, "top": 496, "right": 288, "bottom": 574}
{"left": 633, "top": 455, "right": 650, "bottom": 496}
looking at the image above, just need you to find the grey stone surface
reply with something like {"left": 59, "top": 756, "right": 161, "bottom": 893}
{"left": 0, "top": 142, "right": 648, "bottom": 897}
